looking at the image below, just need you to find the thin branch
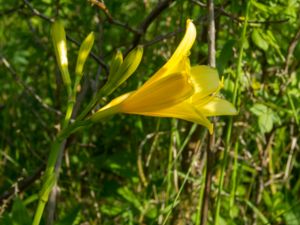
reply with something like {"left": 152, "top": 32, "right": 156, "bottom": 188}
{"left": 207, "top": 1, "right": 216, "bottom": 68}
{"left": 1, "top": 56, "right": 63, "bottom": 116}
{"left": 200, "top": 0, "right": 216, "bottom": 224}
{"left": 219, "top": 7, "right": 289, "bottom": 25}
{"left": 142, "top": 28, "right": 183, "bottom": 47}
{"left": 88, "top": 0, "right": 140, "bottom": 34}
{"left": 23, "top": 0, "right": 53, "bottom": 22}
{"left": 0, "top": 4, "right": 25, "bottom": 17}
{"left": 128, "top": 0, "right": 176, "bottom": 53}
{"left": 190, "top": 0, "right": 289, "bottom": 25}
{"left": 0, "top": 165, "right": 44, "bottom": 205}
{"left": 46, "top": 140, "right": 67, "bottom": 225}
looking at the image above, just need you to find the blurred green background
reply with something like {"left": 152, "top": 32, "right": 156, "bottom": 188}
{"left": 0, "top": 0, "right": 300, "bottom": 224}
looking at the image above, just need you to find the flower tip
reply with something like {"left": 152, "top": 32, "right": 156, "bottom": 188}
{"left": 186, "top": 19, "right": 196, "bottom": 31}
{"left": 186, "top": 19, "right": 193, "bottom": 24}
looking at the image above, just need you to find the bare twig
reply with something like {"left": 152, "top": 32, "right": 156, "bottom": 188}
{"left": 219, "top": 8, "right": 289, "bottom": 25}
{"left": 1, "top": 56, "right": 63, "bottom": 116}
{"left": 0, "top": 165, "right": 44, "bottom": 205}
{"left": 128, "top": 0, "right": 176, "bottom": 53}
{"left": 284, "top": 136, "right": 298, "bottom": 181}
{"left": 0, "top": 4, "right": 25, "bottom": 16}
{"left": 143, "top": 28, "right": 183, "bottom": 47}
{"left": 89, "top": 0, "right": 140, "bottom": 34}
{"left": 190, "top": 0, "right": 289, "bottom": 25}
{"left": 23, "top": 0, "right": 54, "bottom": 22}
{"left": 207, "top": 1, "right": 216, "bottom": 68}
{"left": 46, "top": 141, "right": 67, "bottom": 225}
{"left": 200, "top": 1, "right": 216, "bottom": 225}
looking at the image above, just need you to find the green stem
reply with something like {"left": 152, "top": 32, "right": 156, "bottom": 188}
{"left": 214, "top": 1, "right": 251, "bottom": 224}
{"left": 32, "top": 87, "right": 96, "bottom": 224}
{"left": 229, "top": 141, "right": 239, "bottom": 216}
{"left": 32, "top": 119, "right": 89, "bottom": 225}
{"left": 76, "top": 85, "right": 109, "bottom": 122}
{"left": 32, "top": 83, "right": 111, "bottom": 225}
{"left": 287, "top": 91, "right": 299, "bottom": 125}
{"left": 166, "top": 119, "right": 176, "bottom": 202}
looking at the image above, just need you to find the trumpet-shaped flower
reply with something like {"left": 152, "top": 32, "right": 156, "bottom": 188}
{"left": 91, "top": 20, "right": 237, "bottom": 134}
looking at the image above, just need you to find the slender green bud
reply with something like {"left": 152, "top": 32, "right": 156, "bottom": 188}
{"left": 108, "top": 50, "right": 123, "bottom": 80}
{"left": 74, "top": 32, "right": 95, "bottom": 89}
{"left": 104, "top": 46, "right": 143, "bottom": 95}
{"left": 115, "top": 46, "right": 143, "bottom": 86}
{"left": 51, "top": 21, "right": 71, "bottom": 94}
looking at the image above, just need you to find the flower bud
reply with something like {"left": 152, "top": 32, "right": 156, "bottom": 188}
{"left": 74, "top": 32, "right": 95, "bottom": 89}
{"left": 109, "top": 50, "right": 123, "bottom": 79}
{"left": 51, "top": 21, "right": 71, "bottom": 94}
{"left": 104, "top": 46, "right": 143, "bottom": 95}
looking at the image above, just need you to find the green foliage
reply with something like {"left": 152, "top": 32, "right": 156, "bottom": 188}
{"left": 0, "top": 197, "right": 31, "bottom": 225}
{"left": 1, "top": 0, "right": 300, "bottom": 224}
{"left": 250, "top": 103, "right": 279, "bottom": 133}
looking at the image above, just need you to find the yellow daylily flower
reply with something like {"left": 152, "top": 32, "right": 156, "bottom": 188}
{"left": 91, "top": 19, "right": 237, "bottom": 134}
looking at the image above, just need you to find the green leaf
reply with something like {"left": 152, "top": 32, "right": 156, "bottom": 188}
{"left": 0, "top": 213, "right": 13, "bottom": 225}
{"left": 245, "top": 199, "right": 269, "bottom": 224}
{"left": 100, "top": 204, "right": 124, "bottom": 216}
{"left": 252, "top": 29, "right": 269, "bottom": 51}
{"left": 252, "top": 0, "right": 269, "bottom": 12}
{"left": 265, "top": 30, "right": 285, "bottom": 61}
{"left": 250, "top": 103, "right": 267, "bottom": 116}
{"left": 11, "top": 197, "right": 31, "bottom": 225}
{"left": 56, "top": 206, "right": 82, "bottom": 225}
{"left": 250, "top": 103, "right": 277, "bottom": 133}
{"left": 258, "top": 111, "right": 273, "bottom": 133}
{"left": 252, "top": 0, "right": 282, "bottom": 14}
{"left": 284, "top": 202, "right": 300, "bottom": 225}
{"left": 145, "top": 204, "right": 158, "bottom": 219}
{"left": 117, "top": 187, "right": 143, "bottom": 211}
{"left": 217, "top": 40, "right": 235, "bottom": 75}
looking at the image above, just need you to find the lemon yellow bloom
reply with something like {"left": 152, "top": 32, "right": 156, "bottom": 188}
{"left": 91, "top": 20, "right": 237, "bottom": 134}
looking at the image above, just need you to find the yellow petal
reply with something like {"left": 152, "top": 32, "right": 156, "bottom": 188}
{"left": 197, "top": 97, "right": 237, "bottom": 116}
{"left": 165, "top": 19, "right": 196, "bottom": 71}
{"left": 121, "top": 73, "right": 194, "bottom": 113}
{"left": 90, "top": 92, "right": 132, "bottom": 122}
{"left": 100, "top": 92, "right": 132, "bottom": 111}
{"left": 190, "top": 65, "right": 220, "bottom": 102}
{"left": 134, "top": 101, "right": 213, "bottom": 134}
{"left": 143, "top": 20, "right": 196, "bottom": 86}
